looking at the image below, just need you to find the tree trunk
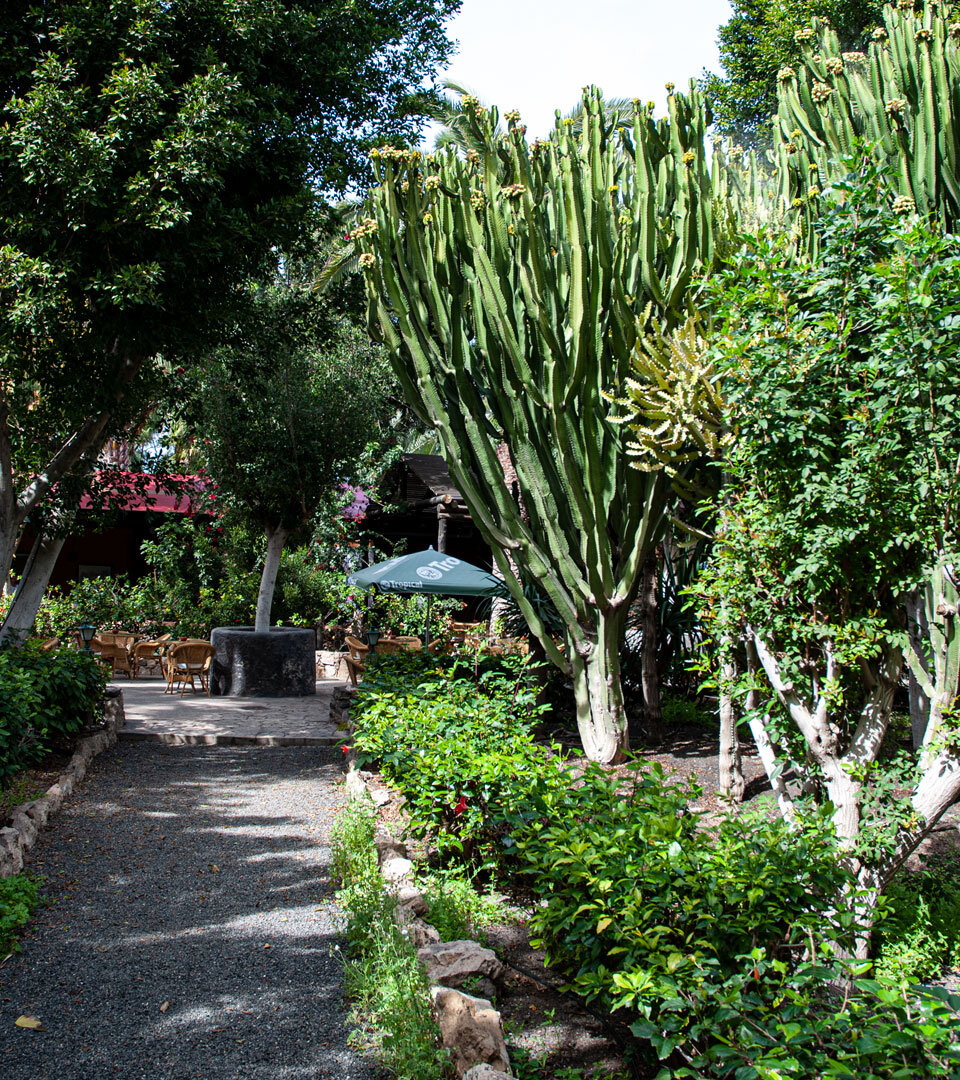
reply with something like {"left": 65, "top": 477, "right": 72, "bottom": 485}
{"left": 719, "top": 645, "right": 745, "bottom": 802}
{"left": 0, "top": 534, "right": 66, "bottom": 646}
{"left": 639, "top": 555, "right": 662, "bottom": 743}
{"left": 744, "top": 639, "right": 796, "bottom": 821}
{"left": 905, "top": 589, "right": 930, "bottom": 750}
{"left": 569, "top": 619, "right": 629, "bottom": 764}
{"left": 254, "top": 525, "right": 288, "bottom": 633}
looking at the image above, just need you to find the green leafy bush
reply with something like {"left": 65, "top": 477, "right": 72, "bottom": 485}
{"left": 416, "top": 867, "right": 510, "bottom": 943}
{"left": 351, "top": 650, "right": 561, "bottom": 867}
{"left": 0, "top": 873, "right": 41, "bottom": 956}
{"left": 673, "top": 969, "right": 960, "bottom": 1079}
{"left": 513, "top": 762, "right": 960, "bottom": 1076}
{"left": 0, "top": 643, "right": 106, "bottom": 785}
{"left": 874, "top": 852, "right": 960, "bottom": 986}
{"left": 516, "top": 763, "right": 852, "bottom": 1009}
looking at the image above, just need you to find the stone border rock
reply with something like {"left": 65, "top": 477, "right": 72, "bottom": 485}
{"left": 0, "top": 690, "right": 125, "bottom": 879}
{"left": 341, "top": 741, "right": 513, "bottom": 1078}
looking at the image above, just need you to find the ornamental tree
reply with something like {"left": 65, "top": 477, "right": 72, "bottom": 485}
{"left": 0, "top": 0, "right": 458, "bottom": 638}
{"left": 697, "top": 164, "right": 960, "bottom": 948}
{"left": 196, "top": 273, "right": 393, "bottom": 633}
{"left": 357, "top": 87, "right": 719, "bottom": 763}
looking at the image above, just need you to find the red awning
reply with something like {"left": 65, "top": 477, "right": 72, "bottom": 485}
{"left": 79, "top": 473, "right": 209, "bottom": 514}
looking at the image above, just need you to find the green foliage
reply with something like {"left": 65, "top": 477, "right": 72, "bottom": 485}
{"left": 695, "top": 162, "right": 960, "bottom": 846}
{"left": 0, "top": 642, "right": 105, "bottom": 785}
{"left": 0, "top": 873, "right": 41, "bottom": 957}
{"left": 28, "top": 574, "right": 167, "bottom": 639}
{"left": 515, "top": 763, "right": 853, "bottom": 1008}
{"left": 331, "top": 798, "right": 449, "bottom": 1079}
{"left": 703, "top": 0, "right": 885, "bottom": 143}
{"left": 198, "top": 310, "right": 391, "bottom": 539}
{"left": 415, "top": 867, "right": 506, "bottom": 942}
{"left": 671, "top": 969, "right": 960, "bottom": 1078}
{"left": 874, "top": 853, "right": 960, "bottom": 985}
{"left": 513, "top": 763, "right": 960, "bottom": 1076}
{"left": 0, "top": 0, "right": 459, "bottom": 595}
{"left": 350, "top": 650, "right": 560, "bottom": 868}
{"left": 360, "top": 84, "right": 718, "bottom": 759}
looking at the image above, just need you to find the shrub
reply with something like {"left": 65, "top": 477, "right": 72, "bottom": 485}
{"left": 0, "top": 643, "right": 106, "bottom": 785}
{"left": 350, "top": 650, "right": 562, "bottom": 868}
{"left": 516, "top": 763, "right": 852, "bottom": 1008}
{"left": 415, "top": 868, "right": 505, "bottom": 942}
{"left": 874, "top": 852, "right": 960, "bottom": 987}
{"left": 673, "top": 970, "right": 960, "bottom": 1079}
{"left": 0, "top": 873, "right": 41, "bottom": 955}
{"left": 513, "top": 762, "right": 960, "bottom": 1076}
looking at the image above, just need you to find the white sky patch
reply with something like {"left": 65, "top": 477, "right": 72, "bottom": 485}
{"left": 423, "top": 0, "right": 733, "bottom": 143}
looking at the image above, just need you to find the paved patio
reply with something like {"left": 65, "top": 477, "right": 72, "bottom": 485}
{"left": 111, "top": 678, "right": 347, "bottom": 746}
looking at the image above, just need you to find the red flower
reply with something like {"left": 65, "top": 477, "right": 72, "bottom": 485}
{"left": 454, "top": 795, "right": 468, "bottom": 816}
{"left": 342, "top": 744, "right": 350, "bottom": 754}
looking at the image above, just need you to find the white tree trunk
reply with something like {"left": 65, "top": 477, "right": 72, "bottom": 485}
{"left": 254, "top": 525, "right": 288, "bottom": 633}
{"left": 0, "top": 534, "right": 66, "bottom": 646}
{"left": 744, "top": 638, "right": 796, "bottom": 822}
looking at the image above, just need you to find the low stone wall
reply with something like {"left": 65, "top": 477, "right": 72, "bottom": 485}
{"left": 341, "top": 731, "right": 513, "bottom": 1079}
{"left": 316, "top": 649, "right": 351, "bottom": 682}
{"left": 0, "top": 690, "right": 125, "bottom": 879}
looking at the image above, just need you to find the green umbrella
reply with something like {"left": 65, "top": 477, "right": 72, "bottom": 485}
{"left": 347, "top": 547, "right": 505, "bottom": 645}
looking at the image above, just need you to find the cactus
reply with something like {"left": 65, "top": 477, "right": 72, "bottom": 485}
{"left": 356, "top": 86, "right": 716, "bottom": 762}
{"left": 774, "top": 3, "right": 960, "bottom": 237}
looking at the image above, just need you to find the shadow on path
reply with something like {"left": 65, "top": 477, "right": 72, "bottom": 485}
{"left": 0, "top": 744, "right": 380, "bottom": 1080}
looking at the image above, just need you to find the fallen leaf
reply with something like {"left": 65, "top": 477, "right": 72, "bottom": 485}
{"left": 263, "top": 943, "right": 272, "bottom": 949}
{"left": 15, "top": 1015, "right": 43, "bottom": 1030}
{"left": 159, "top": 1001, "right": 169, "bottom": 1013}
{"left": 210, "top": 864, "right": 220, "bottom": 873}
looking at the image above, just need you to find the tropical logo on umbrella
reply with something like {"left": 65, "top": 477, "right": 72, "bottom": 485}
{"left": 415, "top": 556, "right": 460, "bottom": 581}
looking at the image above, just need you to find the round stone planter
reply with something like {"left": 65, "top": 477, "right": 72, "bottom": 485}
{"left": 210, "top": 627, "right": 317, "bottom": 697}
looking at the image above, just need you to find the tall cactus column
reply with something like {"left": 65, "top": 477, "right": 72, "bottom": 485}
{"left": 356, "top": 88, "right": 714, "bottom": 763}
{"left": 773, "top": 2, "right": 960, "bottom": 240}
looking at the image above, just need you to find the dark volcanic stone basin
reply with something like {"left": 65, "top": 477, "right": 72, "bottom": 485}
{"left": 210, "top": 627, "right": 316, "bottom": 697}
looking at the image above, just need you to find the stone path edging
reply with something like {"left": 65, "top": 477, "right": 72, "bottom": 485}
{"left": 338, "top": 687, "right": 513, "bottom": 1079}
{"left": 0, "top": 690, "right": 125, "bottom": 879}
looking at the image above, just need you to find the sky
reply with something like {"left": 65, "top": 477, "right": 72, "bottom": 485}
{"left": 422, "top": 0, "right": 734, "bottom": 144}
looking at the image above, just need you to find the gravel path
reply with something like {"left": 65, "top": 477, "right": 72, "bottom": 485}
{"left": 0, "top": 743, "right": 380, "bottom": 1080}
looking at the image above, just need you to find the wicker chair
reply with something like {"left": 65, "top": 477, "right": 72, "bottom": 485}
{"left": 164, "top": 641, "right": 216, "bottom": 696}
{"left": 97, "top": 635, "right": 134, "bottom": 678}
{"left": 343, "top": 635, "right": 369, "bottom": 686}
{"left": 132, "top": 634, "right": 173, "bottom": 678}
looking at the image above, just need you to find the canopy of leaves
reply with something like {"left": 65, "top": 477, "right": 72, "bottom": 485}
{"left": 0, "top": 0, "right": 457, "bottom": 558}
{"left": 699, "top": 160, "right": 960, "bottom": 661}
{"left": 197, "top": 273, "right": 395, "bottom": 537}
{"left": 703, "top": 0, "right": 885, "bottom": 144}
